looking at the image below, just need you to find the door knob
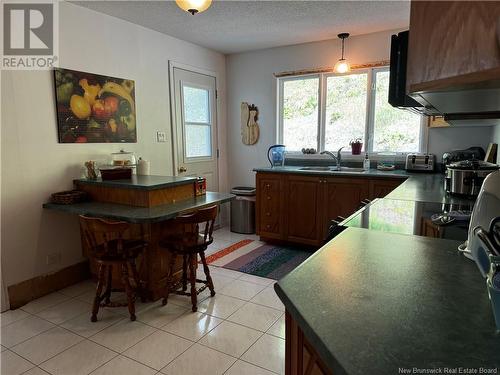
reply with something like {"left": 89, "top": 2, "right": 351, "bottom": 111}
{"left": 178, "top": 166, "right": 187, "bottom": 173}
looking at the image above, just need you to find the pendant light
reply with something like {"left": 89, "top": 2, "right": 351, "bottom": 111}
{"left": 175, "top": 0, "right": 212, "bottom": 15}
{"left": 334, "top": 33, "right": 351, "bottom": 74}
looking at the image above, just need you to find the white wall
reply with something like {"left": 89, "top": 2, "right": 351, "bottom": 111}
{"left": 428, "top": 126, "right": 493, "bottom": 161}
{"left": 226, "top": 29, "right": 495, "bottom": 187}
{"left": 1, "top": 2, "right": 227, "bottom": 287}
{"left": 226, "top": 29, "right": 402, "bottom": 187}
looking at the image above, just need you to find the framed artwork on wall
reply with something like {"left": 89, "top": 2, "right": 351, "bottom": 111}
{"left": 54, "top": 68, "right": 137, "bottom": 143}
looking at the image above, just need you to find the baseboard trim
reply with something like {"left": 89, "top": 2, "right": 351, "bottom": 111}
{"left": 7, "top": 261, "right": 91, "bottom": 309}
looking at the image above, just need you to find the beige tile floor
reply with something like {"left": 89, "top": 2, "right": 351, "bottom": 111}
{"left": 1, "top": 228, "right": 285, "bottom": 375}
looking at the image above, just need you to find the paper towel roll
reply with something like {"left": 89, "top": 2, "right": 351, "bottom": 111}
{"left": 137, "top": 158, "right": 150, "bottom": 175}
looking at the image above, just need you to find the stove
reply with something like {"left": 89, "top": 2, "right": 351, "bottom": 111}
{"left": 341, "top": 198, "right": 473, "bottom": 242}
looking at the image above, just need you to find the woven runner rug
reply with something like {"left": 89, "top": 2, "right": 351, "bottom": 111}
{"left": 205, "top": 240, "right": 313, "bottom": 280}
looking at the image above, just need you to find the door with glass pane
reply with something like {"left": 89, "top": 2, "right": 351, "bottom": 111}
{"left": 172, "top": 67, "right": 218, "bottom": 191}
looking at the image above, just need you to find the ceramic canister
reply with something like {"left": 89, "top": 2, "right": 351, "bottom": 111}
{"left": 137, "top": 158, "right": 150, "bottom": 175}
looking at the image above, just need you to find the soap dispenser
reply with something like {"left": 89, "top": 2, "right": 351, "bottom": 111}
{"left": 363, "top": 153, "right": 370, "bottom": 170}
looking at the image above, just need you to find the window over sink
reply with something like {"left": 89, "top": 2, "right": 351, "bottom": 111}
{"left": 281, "top": 76, "right": 320, "bottom": 151}
{"left": 277, "top": 67, "right": 424, "bottom": 154}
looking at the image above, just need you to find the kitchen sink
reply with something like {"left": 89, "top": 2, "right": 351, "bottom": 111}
{"left": 298, "top": 166, "right": 366, "bottom": 172}
{"left": 339, "top": 167, "right": 366, "bottom": 172}
{"left": 299, "top": 167, "right": 332, "bottom": 171}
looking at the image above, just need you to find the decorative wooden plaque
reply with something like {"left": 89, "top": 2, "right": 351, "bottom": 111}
{"left": 241, "top": 102, "right": 260, "bottom": 145}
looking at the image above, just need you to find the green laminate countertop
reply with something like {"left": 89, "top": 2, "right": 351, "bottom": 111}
{"left": 74, "top": 175, "right": 197, "bottom": 190}
{"left": 253, "top": 165, "right": 409, "bottom": 179}
{"left": 274, "top": 227, "right": 500, "bottom": 374}
{"left": 253, "top": 166, "right": 475, "bottom": 205}
{"left": 43, "top": 192, "right": 234, "bottom": 223}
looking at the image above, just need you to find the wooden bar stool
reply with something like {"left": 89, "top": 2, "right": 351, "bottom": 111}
{"left": 79, "top": 215, "right": 147, "bottom": 322}
{"left": 159, "top": 205, "right": 218, "bottom": 312}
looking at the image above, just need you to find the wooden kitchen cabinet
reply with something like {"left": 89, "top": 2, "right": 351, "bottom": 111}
{"left": 285, "top": 175, "right": 324, "bottom": 246}
{"left": 427, "top": 115, "right": 450, "bottom": 128}
{"left": 256, "top": 172, "right": 404, "bottom": 246}
{"left": 406, "top": 1, "right": 500, "bottom": 93}
{"left": 420, "top": 217, "right": 443, "bottom": 239}
{"left": 286, "top": 311, "right": 333, "bottom": 375}
{"left": 369, "top": 178, "right": 403, "bottom": 200}
{"left": 323, "top": 177, "right": 370, "bottom": 238}
{"left": 256, "top": 173, "right": 285, "bottom": 240}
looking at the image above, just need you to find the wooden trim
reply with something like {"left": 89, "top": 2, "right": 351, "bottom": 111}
{"left": 7, "top": 261, "right": 90, "bottom": 309}
{"left": 74, "top": 181, "right": 195, "bottom": 207}
{"left": 427, "top": 115, "right": 450, "bottom": 128}
{"left": 285, "top": 310, "right": 334, "bottom": 375}
{"left": 409, "top": 67, "right": 500, "bottom": 94}
{"left": 274, "top": 60, "right": 390, "bottom": 78}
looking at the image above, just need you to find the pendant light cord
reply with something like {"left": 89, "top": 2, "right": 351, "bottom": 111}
{"left": 337, "top": 33, "right": 349, "bottom": 61}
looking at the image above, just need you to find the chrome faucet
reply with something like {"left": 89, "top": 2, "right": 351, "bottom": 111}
{"left": 320, "top": 147, "right": 344, "bottom": 170}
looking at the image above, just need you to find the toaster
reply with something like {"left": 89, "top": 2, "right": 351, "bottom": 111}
{"left": 405, "top": 153, "right": 435, "bottom": 171}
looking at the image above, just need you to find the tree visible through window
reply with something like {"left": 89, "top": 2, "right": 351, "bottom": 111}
{"left": 278, "top": 67, "right": 422, "bottom": 153}
{"left": 183, "top": 85, "right": 212, "bottom": 158}
{"left": 325, "top": 73, "right": 367, "bottom": 151}
{"left": 282, "top": 76, "right": 319, "bottom": 151}
{"left": 372, "top": 71, "right": 421, "bottom": 152}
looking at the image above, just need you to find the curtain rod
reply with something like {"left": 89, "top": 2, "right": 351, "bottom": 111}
{"left": 273, "top": 60, "right": 390, "bottom": 78}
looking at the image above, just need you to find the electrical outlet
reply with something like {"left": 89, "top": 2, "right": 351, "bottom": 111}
{"left": 156, "top": 131, "right": 167, "bottom": 142}
{"left": 46, "top": 252, "right": 61, "bottom": 265}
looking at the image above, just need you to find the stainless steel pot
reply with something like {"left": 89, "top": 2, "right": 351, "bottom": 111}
{"left": 445, "top": 160, "right": 499, "bottom": 196}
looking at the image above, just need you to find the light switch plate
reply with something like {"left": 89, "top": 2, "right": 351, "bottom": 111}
{"left": 156, "top": 131, "right": 167, "bottom": 142}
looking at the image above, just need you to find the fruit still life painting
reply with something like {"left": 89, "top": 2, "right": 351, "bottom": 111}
{"left": 54, "top": 68, "right": 137, "bottom": 143}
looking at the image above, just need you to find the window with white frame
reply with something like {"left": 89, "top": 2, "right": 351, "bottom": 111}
{"left": 278, "top": 67, "right": 423, "bottom": 153}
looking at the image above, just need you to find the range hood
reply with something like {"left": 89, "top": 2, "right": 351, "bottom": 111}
{"left": 389, "top": 30, "right": 500, "bottom": 125}
{"left": 410, "top": 85, "right": 500, "bottom": 126}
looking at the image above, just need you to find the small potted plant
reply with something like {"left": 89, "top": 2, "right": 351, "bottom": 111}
{"left": 350, "top": 138, "right": 363, "bottom": 155}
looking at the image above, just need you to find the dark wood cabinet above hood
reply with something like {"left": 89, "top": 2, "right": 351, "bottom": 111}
{"left": 406, "top": 1, "right": 500, "bottom": 122}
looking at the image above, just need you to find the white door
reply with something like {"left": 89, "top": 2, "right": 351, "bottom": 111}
{"left": 171, "top": 66, "right": 218, "bottom": 192}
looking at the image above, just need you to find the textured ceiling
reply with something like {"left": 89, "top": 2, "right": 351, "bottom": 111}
{"left": 71, "top": 0, "right": 410, "bottom": 54}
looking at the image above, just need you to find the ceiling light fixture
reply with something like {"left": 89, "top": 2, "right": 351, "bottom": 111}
{"left": 334, "top": 33, "right": 351, "bottom": 74}
{"left": 175, "top": 0, "right": 212, "bottom": 15}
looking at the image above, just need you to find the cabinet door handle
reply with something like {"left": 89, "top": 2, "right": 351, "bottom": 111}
{"left": 266, "top": 184, "right": 271, "bottom": 188}
{"left": 266, "top": 224, "right": 271, "bottom": 229}
{"left": 267, "top": 196, "right": 271, "bottom": 200}
{"left": 266, "top": 212, "right": 271, "bottom": 216}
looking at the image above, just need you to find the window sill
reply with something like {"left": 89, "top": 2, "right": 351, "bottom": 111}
{"left": 285, "top": 152, "right": 410, "bottom": 162}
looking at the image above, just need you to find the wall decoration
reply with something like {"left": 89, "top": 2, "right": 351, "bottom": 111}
{"left": 241, "top": 102, "right": 259, "bottom": 145}
{"left": 54, "top": 68, "right": 136, "bottom": 143}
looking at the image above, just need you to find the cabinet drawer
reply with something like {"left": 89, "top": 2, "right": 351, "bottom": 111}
{"left": 260, "top": 179, "right": 280, "bottom": 193}
{"left": 256, "top": 174, "right": 283, "bottom": 238}
{"left": 261, "top": 220, "right": 280, "bottom": 235}
{"left": 259, "top": 194, "right": 281, "bottom": 235}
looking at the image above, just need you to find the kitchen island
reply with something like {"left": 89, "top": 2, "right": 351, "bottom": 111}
{"left": 275, "top": 228, "right": 500, "bottom": 374}
{"left": 43, "top": 192, "right": 233, "bottom": 223}
{"left": 253, "top": 166, "right": 498, "bottom": 374}
{"left": 44, "top": 175, "right": 234, "bottom": 300}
